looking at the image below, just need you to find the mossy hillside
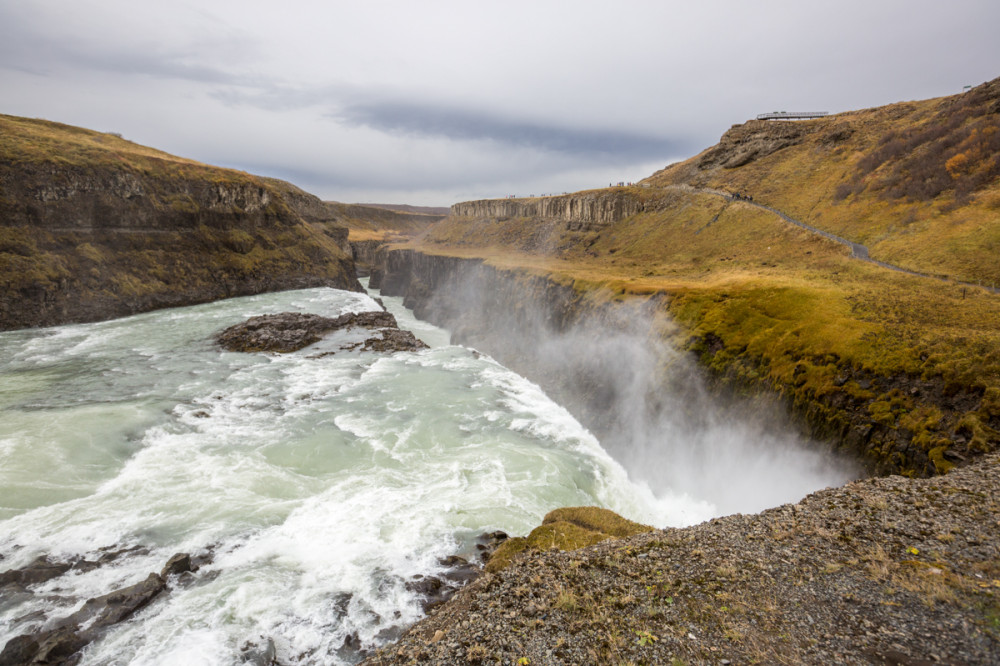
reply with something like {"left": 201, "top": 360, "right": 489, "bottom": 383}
{"left": 0, "top": 114, "right": 247, "bottom": 186}
{"left": 647, "top": 77, "right": 1000, "bottom": 287}
{"left": 331, "top": 202, "right": 443, "bottom": 241}
{"left": 0, "top": 114, "right": 346, "bottom": 234}
{"left": 420, "top": 186, "right": 1000, "bottom": 392}
{"left": 400, "top": 135, "right": 1000, "bottom": 474}
{"left": 487, "top": 507, "right": 654, "bottom": 573}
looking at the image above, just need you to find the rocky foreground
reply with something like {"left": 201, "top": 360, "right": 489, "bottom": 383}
{"left": 363, "top": 455, "right": 1000, "bottom": 665}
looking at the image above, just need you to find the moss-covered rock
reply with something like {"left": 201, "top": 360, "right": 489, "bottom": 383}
{"left": 486, "top": 507, "right": 654, "bottom": 573}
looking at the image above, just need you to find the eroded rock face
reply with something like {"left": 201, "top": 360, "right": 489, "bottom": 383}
{"left": 0, "top": 557, "right": 72, "bottom": 589}
{"left": 0, "top": 115, "right": 362, "bottom": 331}
{"left": 450, "top": 192, "right": 642, "bottom": 232}
{"left": 698, "top": 119, "right": 807, "bottom": 169}
{"left": 216, "top": 311, "right": 428, "bottom": 354}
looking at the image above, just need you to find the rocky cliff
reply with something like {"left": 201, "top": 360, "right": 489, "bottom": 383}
{"left": 373, "top": 248, "right": 873, "bottom": 482}
{"left": 451, "top": 191, "right": 643, "bottom": 232}
{"left": 0, "top": 114, "right": 360, "bottom": 330}
{"left": 363, "top": 452, "right": 1000, "bottom": 665}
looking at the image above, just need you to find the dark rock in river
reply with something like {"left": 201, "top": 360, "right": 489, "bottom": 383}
{"left": 217, "top": 311, "right": 428, "bottom": 354}
{"left": 361, "top": 329, "right": 429, "bottom": 353}
{"left": 0, "top": 554, "right": 180, "bottom": 665}
{"left": 57, "top": 573, "right": 166, "bottom": 637}
{"left": 0, "top": 557, "right": 71, "bottom": 589}
{"left": 160, "top": 553, "right": 193, "bottom": 578}
{"left": 0, "top": 627, "right": 87, "bottom": 666}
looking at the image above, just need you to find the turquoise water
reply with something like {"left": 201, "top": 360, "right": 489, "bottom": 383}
{"left": 0, "top": 285, "right": 710, "bottom": 665}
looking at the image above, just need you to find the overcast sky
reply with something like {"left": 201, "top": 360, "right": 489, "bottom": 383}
{"left": 2, "top": 1, "right": 998, "bottom": 206}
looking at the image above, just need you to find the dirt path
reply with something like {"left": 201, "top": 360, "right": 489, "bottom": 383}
{"left": 664, "top": 184, "right": 999, "bottom": 295}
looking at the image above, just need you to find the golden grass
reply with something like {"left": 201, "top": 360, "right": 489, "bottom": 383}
{"left": 0, "top": 114, "right": 254, "bottom": 186}
{"left": 646, "top": 83, "right": 1000, "bottom": 285}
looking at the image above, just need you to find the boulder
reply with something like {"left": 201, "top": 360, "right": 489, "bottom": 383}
{"left": 0, "top": 556, "right": 72, "bottom": 589}
{"left": 217, "top": 310, "right": 428, "bottom": 354}
{"left": 361, "top": 329, "right": 429, "bottom": 353}
{"left": 160, "top": 553, "right": 192, "bottom": 578}
{"left": 60, "top": 573, "right": 166, "bottom": 638}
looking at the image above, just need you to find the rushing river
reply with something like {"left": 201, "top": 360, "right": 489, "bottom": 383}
{"left": 0, "top": 283, "right": 719, "bottom": 665}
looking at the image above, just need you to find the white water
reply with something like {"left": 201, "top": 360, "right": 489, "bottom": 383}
{"left": 0, "top": 285, "right": 713, "bottom": 665}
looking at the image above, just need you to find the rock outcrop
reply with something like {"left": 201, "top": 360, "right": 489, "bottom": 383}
{"left": 697, "top": 118, "right": 808, "bottom": 169}
{"left": 217, "top": 311, "right": 428, "bottom": 354}
{"left": 350, "top": 239, "right": 387, "bottom": 277}
{"left": 362, "top": 452, "right": 1000, "bottom": 666}
{"left": 0, "top": 114, "right": 361, "bottom": 331}
{"left": 0, "top": 554, "right": 190, "bottom": 666}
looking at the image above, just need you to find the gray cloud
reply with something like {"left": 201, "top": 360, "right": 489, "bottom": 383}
{"left": 0, "top": 3, "right": 258, "bottom": 85}
{"left": 332, "top": 102, "right": 691, "bottom": 160}
{"left": 1, "top": 1, "right": 999, "bottom": 206}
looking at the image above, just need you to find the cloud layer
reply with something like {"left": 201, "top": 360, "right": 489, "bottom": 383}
{"left": 2, "top": 1, "right": 999, "bottom": 205}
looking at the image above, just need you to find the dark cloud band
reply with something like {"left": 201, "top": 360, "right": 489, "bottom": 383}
{"left": 333, "top": 102, "right": 690, "bottom": 161}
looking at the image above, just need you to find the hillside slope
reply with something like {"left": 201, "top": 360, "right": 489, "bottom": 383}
{"left": 380, "top": 78, "right": 1000, "bottom": 477}
{"left": 333, "top": 202, "right": 444, "bottom": 241}
{"left": 0, "top": 114, "right": 360, "bottom": 330}
{"left": 649, "top": 77, "right": 1000, "bottom": 286}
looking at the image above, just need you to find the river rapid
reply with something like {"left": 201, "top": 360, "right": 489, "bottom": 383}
{"left": 0, "top": 283, "right": 726, "bottom": 665}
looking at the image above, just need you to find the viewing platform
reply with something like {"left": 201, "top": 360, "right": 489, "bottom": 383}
{"left": 756, "top": 111, "right": 829, "bottom": 120}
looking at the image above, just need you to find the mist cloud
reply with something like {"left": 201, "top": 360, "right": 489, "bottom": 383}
{"left": 422, "top": 264, "right": 859, "bottom": 518}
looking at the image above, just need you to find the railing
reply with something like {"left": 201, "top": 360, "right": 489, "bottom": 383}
{"left": 756, "top": 111, "right": 829, "bottom": 120}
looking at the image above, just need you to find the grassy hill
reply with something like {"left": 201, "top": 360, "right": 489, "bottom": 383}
{"left": 395, "top": 78, "right": 1000, "bottom": 475}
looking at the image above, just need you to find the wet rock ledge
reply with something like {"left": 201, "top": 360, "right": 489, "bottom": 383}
{"left": 217, "top": 311, "right": 428, "bottom": 354}
{"left": 0, "top": 551, "right": 199, "bottom": 666}
{"left": 361, "top": 454, "right": 1000, "bottom": 665}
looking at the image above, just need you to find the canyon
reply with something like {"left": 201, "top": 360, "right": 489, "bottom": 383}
{"left": 2, "top": 77, "right": 1000, "bottom": 664}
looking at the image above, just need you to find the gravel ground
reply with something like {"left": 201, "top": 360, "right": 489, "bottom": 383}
{"left": 362, "top": 455, "right": 1000, "bottom": 665}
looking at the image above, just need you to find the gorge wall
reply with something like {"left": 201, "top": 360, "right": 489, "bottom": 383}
{"left": 0, "top": 115, "right": 360, "bottom": 330}
{"left": 373, "top": 245, "right": 995, "bottom": 481}
{"left": 374, "top": 247, "right": 872, "bottom": 512}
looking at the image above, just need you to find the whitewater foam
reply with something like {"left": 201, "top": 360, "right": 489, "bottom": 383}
{"left": 0, "top": 286, "right": 744, "bottom": 664}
